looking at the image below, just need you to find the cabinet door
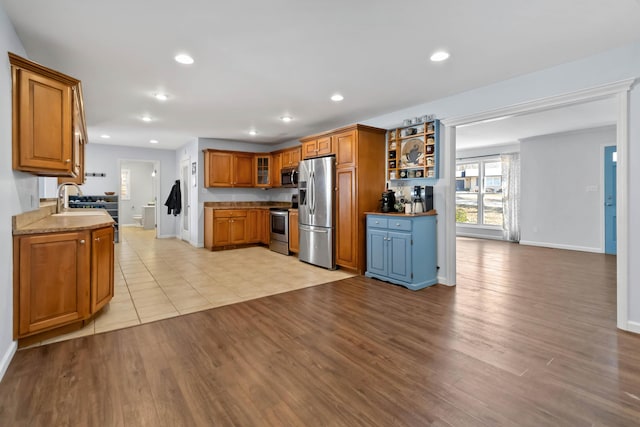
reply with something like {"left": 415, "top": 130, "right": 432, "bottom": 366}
{"left": 14, "top": 68, "right": 73, "bottom": 175}
{"left": 91, "top": 226, "right": 114, "bottom": 313}
{"left": 204, "top": 208, "right": 215, "bottom": 250}
{"left": 205, "top": 151, "right": 233, "bottom": 187}
{"left": 271, "top": 152, "right": 282, "bottom": 187}
{"left": 336, "top": 167, "right": 357, "bottom": 269}
{"left": 16, "top": 231, "right": 90, "bottom": 337}
{"left": 333, "top": 130, "right": 356, "bottom": 167}
{"left": 247, "top": 210, "right": 260, "bottom": 243}
{"left": 261, "top": 210, "right": 271, "bottom": 244}
{"left": 254, "top": 155, "right": 271, "bottom": 187}
{"left": 289, "top": 210, "right": 299, "bottom": 253}
{"left": 234, "top": 153, "right": 254, "bottom": 187}
{"left": 387, "top": 231, "right": 412, "bottom": 283}
{"left": 302, "top": 141, "right": 318, "bottom": 159}
{"left": 366, "top": 228, "right": 388, "bottom": 277}
{"left": 283, "top": 147, "right": 301, "bottom": 166}
{"left": 213, "top": 218, "right": 231, "bottom": 246}
{"left": 229, "top": 217, "right": 247, "bottom": 244}
{"left": 316, "top": 137, "right": 332, "bottom": 155}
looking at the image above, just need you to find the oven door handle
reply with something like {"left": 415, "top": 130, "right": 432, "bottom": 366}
{"left": 299, "top": 226, "right": 328, "bottom": 233}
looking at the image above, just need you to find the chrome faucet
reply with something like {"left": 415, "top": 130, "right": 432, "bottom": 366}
{"left": 56, "top": 182, "right": 83, "bottom": 213}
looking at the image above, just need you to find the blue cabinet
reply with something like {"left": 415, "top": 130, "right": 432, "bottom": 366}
{"left": 365, "top": 214, "right": 437, "bottom": 290}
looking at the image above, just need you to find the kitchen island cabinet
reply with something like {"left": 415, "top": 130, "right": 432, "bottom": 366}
{"left": 365, "top": 213, "right": 437, "bottom": 290}
{"left": 13, "top": 211, "right": 115, "bottom": 341}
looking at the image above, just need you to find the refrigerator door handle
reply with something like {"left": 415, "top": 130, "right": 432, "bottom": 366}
{"left": 309, "top": 171, "right": 316, "bottom": 215}
{"left": 300, "top": 226, "right": 328, "bottom": 233}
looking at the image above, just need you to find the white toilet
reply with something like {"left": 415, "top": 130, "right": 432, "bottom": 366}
{"left": 132, "top": 214, "right": 143, "bottom": 227}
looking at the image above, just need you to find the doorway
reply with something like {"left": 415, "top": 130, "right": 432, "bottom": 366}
{"left": 180, "top": 158, "right": 191, "bottom": 242}
{"left": 118, "top": 159, "right": 160, "bottom": 238}
{"left": 604, "top": 145, "right": 617, "bottom": 255}
{"left": 443, "top": 79, "right": 633, "bottom": 330}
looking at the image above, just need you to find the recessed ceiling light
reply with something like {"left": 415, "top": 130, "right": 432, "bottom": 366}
{"left": 100, "top": 134, "right": 110, "bottom": 139}
{"left": 280, "top": 116, "right": 293, "bottom": 123}
{"left": 331, "top": 93, "right": 344, "bottom": 102}
{"left": 154, "top": 93, "right": 169, "bottom": 101}
{"left": 249, "top": 130, "right": 258, "bottom": 136}
{"left": 141, "top": 115, "right": 153, "bottom": 122}
{"left": 149, "top": 139, "right": 159, "bottom": 144}
{"left": 174, "top": 54, "right": 194, "bottom": 65}
{"left": 430, "top": 51, "right": 450, "bottom": 62}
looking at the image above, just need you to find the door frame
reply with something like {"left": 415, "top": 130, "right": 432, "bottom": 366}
{"left": 442, "top": 78, "right": 634, "bottom": 331}
{"left": 180, "top": 157, "right": 191, "bottom": 242}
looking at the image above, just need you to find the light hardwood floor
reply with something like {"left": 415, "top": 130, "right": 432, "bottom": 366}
{"left": 1, "top": 237, "right": 639, "bottom": 426}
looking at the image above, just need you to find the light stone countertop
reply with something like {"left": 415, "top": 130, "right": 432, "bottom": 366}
{"left": 13, "top": 207, "right": 115, "bottom": 236}
{"left": 364, "top": 210, "right": 437, "bottom": 217}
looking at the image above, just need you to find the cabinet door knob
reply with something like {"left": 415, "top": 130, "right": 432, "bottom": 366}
{"left": 79, "top": 239, "right": 85, "bottom": 244}
{"left": 95, "top": 237, "right": 101, "bottom": 242}
{"left": 65, "top": 159, "right": 71, "bottom": 163}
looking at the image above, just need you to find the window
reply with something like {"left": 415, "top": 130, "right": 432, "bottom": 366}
{"left": 120, "top": 169, "right": 131, "bottom": 200}
{"left": 456, "top": 158, "right": 503, "bottom": 226}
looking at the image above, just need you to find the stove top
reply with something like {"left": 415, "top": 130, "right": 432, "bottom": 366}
{"left": 269, "top": 207, "right": 290, "bottom": 212}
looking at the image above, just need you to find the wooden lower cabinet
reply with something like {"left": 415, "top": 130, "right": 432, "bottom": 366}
{"left": 260, "top": 209, "right": 271, "bottom": 245}
{"left": 289, "top": 209, "right": 299, "bottom": 253}
{"left": 91, "top": 226, "right": 115, "bottom": 312}
{"left": 13, "top": 225, "right": 114, "bottom": 339}
{"left": 336, "top": 167, "right": 357, "bottom": 269}
{"left": 247, "top": 210, "right": 260, "bottom": 242}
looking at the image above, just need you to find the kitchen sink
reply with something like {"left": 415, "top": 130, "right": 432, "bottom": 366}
{"left": 52, "top": 210, "right": 108, "bottom": 217}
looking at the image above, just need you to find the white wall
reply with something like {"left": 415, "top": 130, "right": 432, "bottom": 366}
{"left": 83, "top": 144, "right": 177, "bottom": 238}
{"left": 360, "top": 41, "right": 640, "bottom": 325}
{"left": 0, "top": 9, "right": 39, "bottom": 380}
{"left": 520, "top": 126, "right": 614, "bottom": 251}
{"left": 120, "top": 161, "right": 155, "bottom": 225}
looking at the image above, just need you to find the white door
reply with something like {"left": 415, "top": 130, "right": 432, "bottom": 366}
{"left": 180, "top": 158, "right": 190, "bottom": 241}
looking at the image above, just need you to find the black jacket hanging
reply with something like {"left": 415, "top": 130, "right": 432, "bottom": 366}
{"left": 165, "top": 180, "right": 182, "bottom": 216}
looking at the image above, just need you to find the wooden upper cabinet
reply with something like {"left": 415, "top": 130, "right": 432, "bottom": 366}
{"left": 271, "top": 152, "right": 282, "bottom": 187}
{"left": 204, "top": 151, "right": 233, "bottom": 187}
{"left": 204, "top": 150, "right": 254, "bottom": 188}
{"left": 234, "top": 153, "right": 254, "bottom": 187}
{"left": 10, "top": 52, "right": 86, "bottom": 177}
{"left": 282, "top": 147, "right": 301, "bottom": 167}
{"left": 302, "top": 137, "right": 332, "bottom": 159}
{"left": 254, "top": 155, "right": 271, "bottom": 188}
{"left": 334, "top": 130, "right": 357, "bottom": 167}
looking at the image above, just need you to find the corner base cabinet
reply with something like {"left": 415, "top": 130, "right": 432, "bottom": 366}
{"left": 365, "top": 214, "right": 437, "bottom": 290}
{"left": 13, "top": 225, "right": 115, "bottom": 339}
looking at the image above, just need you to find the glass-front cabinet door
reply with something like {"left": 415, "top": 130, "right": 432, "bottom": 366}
{"left": 255, "top": 155, "right": 271, "bottom": 187}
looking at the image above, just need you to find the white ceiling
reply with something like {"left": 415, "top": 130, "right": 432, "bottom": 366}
{"left": 1, "top": 0, "right": 639, "bottom": 150}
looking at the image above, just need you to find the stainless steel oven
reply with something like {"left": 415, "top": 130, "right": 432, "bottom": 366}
{"left": 269, "top": 208, "right": 290, "bottom": 255}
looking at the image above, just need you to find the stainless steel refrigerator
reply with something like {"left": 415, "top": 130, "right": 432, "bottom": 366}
{"left": 298, "top": 156, "right": 336, "bottom": 270}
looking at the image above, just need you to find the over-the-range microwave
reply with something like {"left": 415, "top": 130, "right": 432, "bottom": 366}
{"left": 281, "top": 167, "right": 299, "bottom": 187}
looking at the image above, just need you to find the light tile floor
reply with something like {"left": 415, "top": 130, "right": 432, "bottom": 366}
{"left": 37, "top": 226, "right": 354, "bottom": 346}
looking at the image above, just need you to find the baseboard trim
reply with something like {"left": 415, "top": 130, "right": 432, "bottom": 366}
{"left": 456, "top": 232, "right": 505, "bottom": 241}
{"left": 626, "top": 321, "right": 640, "bottom": 334}
{"left": 519, "top": 240, "right": 602, "bottom": 253}
{"left": 0, "top": 341, "right": 17, "bottom": 382}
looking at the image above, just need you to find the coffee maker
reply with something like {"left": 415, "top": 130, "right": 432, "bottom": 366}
{"left": 381, "top": 189, "right": 396, "bottom": 213}
{"left": 412, "top": 186, "right": 424, "bottom": 213}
